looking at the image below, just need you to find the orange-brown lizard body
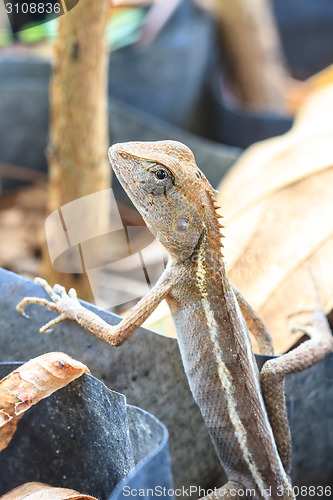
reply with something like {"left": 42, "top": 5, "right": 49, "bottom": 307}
{"left": 17, "top": 141, "right": 333, "bottom": 499}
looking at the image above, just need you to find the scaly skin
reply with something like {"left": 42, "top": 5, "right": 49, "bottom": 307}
{"left": 17, "top": 141, "right": 333, "bottom": 499}
{"left": 108, "top": 141, "right": 291, "bottom": 500}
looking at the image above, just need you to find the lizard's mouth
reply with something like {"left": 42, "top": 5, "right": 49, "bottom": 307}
{"left": 108, "top": 148, "right": 150, "bottom": 216}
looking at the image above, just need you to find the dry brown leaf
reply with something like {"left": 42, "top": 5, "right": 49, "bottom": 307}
{"left": 286, "top": 64, "right": 333, "bottom": 114}
{"left": 217, "top": 84, "right": 333, "bottom": 354}
{"left": 0, "top": 482, "right": 97, "bottom": 499}
{"left": 0, "top": 353, "right": 90, "bottom": 451}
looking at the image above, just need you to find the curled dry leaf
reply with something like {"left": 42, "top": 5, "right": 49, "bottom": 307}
{"left": 0, "top": 482, "right": 97, "bottom": 499}
{"left": 217, "top": 84, "right": 333, "bottom": 354}
{"left": 0, "top": 352, "right": 90, "bottom": 451}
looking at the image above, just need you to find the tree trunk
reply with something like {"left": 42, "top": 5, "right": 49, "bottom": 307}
{"left": 41, "top": 0, "right": 110, "bottom": 299}
{"left": 214, "top": 0, "right": 289, "bottom": 112}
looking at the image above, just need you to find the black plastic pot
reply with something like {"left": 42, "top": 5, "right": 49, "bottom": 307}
{"left": 1, "top": 0, "right": 333, "bottom": 166}
{"left": 207, "top": 0, "right": 333, "bottom": 148}
{"left": 208, "top": 74, "right": 293, "bottom": 149}
{"left": 273, "top": 0, "right": 333, "bottom": 80}
{"left": 1, "top": 268, "right": 332, "bottom": 499}
{"left": 256, "top": 354, "right": 333, "bottom": 492}
{"left": 0, "top": 268, "right": 225, "bottom": 498}
{"left": 108, "top": 0, "right": 216, "bottom": 137}
{"left": 0, "top": 362, "right": 174, "bottom": 499}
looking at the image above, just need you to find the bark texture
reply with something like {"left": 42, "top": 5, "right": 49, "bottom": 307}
{"left": 42, "top": 0, "right": 110, "bottom": 298}
{"left": 214, "top": 0, "right": 289, "bottom": 112}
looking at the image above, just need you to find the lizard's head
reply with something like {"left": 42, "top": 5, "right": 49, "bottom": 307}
{"left": 108, "top": 140, "right": 222, "bottom": 260}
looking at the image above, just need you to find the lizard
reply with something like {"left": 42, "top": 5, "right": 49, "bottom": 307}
{"left": 16, "top": 141, "right": 333, "bottom": 499}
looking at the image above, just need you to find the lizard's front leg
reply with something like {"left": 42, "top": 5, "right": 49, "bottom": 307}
{"left": 260, "top": 309, "right": 333, "bottom": 474}
{"left": 16, "top": 263, "right": 181, "bottom": 347}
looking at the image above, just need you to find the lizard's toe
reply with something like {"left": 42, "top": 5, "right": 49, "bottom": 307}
{"left": 39, "top": 313, "right": 67, "bottom": 333}
{"left": 16, "top": 301, "right": 30, "bottom": 319}
{"left": 34, "top": 277, "right": 48, "bottom": 286}
{"left": 290, "top": 324, "right": 313, "bottom": 336}
{"left": 34, "top": 277, "right": 61, "bottom": 302}
{"left": 54, "top": 284, "right": 67, "bottom": 296}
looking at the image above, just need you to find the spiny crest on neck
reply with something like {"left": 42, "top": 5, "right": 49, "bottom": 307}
{"left": 141, "top": 139, "right": 226, "bottom": 257}
{"left": 163, "top": 141, "right": 225, "bottom": 260}
{"left": 201, "top": 184, "right": 225, "bottom": 260}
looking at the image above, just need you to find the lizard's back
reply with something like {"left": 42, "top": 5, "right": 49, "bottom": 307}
{"left": 166, "top": 255, "right": 289, "bottom": 498}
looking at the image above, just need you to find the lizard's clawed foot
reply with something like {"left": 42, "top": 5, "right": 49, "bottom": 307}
{"left": 290, "top": 307, "right": 330, "bottom": 340}
{"left": 16, "top": 277, "right": 81, "bottom": 333}
{"left": 290, "top": 324, "right": 314, "bottom": 337}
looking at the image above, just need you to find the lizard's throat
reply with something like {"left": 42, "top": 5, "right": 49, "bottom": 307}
{"left": 189, "top": 226, "right": 224, "bottom": 276}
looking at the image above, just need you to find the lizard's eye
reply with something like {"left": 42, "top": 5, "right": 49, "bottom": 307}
{"left": 155, "top": 169, "right": 168, "bottom": 180}
{"left": 151, "top": 165, "right": 173, "bottom": 184}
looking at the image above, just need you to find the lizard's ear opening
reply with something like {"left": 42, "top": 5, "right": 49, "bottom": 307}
{"left": 174, "top": 217, "right": 190, "bottom": 233}
{"left": 144, "top": 210, "right": 203, "bottom": 261}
